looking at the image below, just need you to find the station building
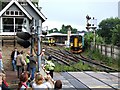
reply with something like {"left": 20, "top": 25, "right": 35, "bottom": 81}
{"left": 42, "top": 32, "right": 85, "bottom": 45}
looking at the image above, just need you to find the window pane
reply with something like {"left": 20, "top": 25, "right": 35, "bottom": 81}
{"left": 3, "top": 18, "right": 14, "bottom": 32}
{"left": 6, "top": 11, "right": 9, "bottom": 15}
{"left": 11, "top": 11, "right": 14, "bottom": 15}
{"left": 15, "top": 11, "right": 18, "bottom": 15}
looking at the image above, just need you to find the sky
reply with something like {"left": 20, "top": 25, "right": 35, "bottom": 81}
{"left": 40, "top": 0, "right": 119, "bottom": 31}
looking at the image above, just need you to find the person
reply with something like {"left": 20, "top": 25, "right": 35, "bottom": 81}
{"left": 26, "top": 51, "right": 30, "bottom": 71}
{"left": 32, "top": 73, "right": 47, "bottom": 90}
{"left": 54, "top": 80, "right": 62, "bottom": 89}
{"left": 16, "top": 51, "right": 26, "bottom": 78}
{"left": 11, "top": 48, "right": 19, "bottom": 71}
{"left": 0, "top": 48, "right": 4, "bottom": 72}
{"left": 18, "top": 71, "right": 29, "bottom": 90}
{"left": 40, "top": 48, "right": 46, "bottom": 65}
{"left": 44, "top": 55, "right": 55, "bottom": 78}
{"left": 29, "top": 54, "right": 37, "bottom": 81}
{"left": 44, "top": 74, "right": 53, "bottom": 89}
{"left": 2, "top": 74, "right": 10, "bottom": 90}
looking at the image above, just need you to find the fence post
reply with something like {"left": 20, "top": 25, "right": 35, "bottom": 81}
{"left": 101, "top": 44, "right": 102, "bottom": 54}
{"left": 105, "top": 45, "right": 107, "bottom": 56}
{"left": 111, "top": 45, "right": 113, "bottom": 57}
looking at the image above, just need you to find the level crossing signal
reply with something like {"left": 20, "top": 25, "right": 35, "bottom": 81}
{"left": 16, "top": 32, "right": 31, "bottom": 48}
{"left": 16, "top": 25, "right": 48, "bottom": 48}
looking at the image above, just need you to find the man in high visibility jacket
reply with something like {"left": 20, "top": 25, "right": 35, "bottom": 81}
{"left": 26, "top": 51, "right": 30, "bottom": 71}
{"left": 45, "top": 55, "right": 55, "bottom": 78}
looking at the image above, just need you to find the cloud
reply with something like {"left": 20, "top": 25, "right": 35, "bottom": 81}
{"left": 42, "top": 20, "right": 86, "bottom": 31}
{"left": 41, "top": 0, "right": 118, "bottom": 31}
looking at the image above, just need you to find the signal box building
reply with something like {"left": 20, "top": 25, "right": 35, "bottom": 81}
{"left": 0, "top": 0, "right": 46, "bottom": 46}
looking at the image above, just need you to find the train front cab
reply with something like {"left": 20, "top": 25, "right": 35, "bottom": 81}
{"left": 48, "top": 38, "right": 55, "bottom": 46}
{"left": 70, "top": 35, "right": 83, "bottom": 53}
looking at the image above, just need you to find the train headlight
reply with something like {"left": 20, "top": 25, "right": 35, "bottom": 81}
{"left": 79, "top": 43, "right": 82, "bottom": 47}
{"left": 71, "top": 43, "right": 73, "bottom": 46}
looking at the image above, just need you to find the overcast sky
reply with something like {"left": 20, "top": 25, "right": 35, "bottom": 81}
{"left": 40, "top": 0, "right": 119, "bottom": 31}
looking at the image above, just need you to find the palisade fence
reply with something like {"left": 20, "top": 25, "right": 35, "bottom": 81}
{"left": 91, "top": 43, "right": 120, "bottom": 59}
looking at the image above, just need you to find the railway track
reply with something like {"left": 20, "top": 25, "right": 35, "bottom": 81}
{"left": 43, "top": 46, "right": 119, "bottom": 90}
{"left": 44, "top": 46, "right": 118, "bottom": 72}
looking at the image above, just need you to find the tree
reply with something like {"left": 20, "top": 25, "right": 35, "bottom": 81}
{"left": 59, "top": 24, "right": 78, "bottom": 34}
{"left": 49, "top": 28, "right": 59, "bottom": 33}
{"left": 59, "top": 24, "right": 67, "bottom": 34}
{"left": 97, "top": 17, "right": 120, "bottom": 44}
{"left": 111, "top": 25, "right": 120, "bottom": 46}
{"left": 84, "top": 31, "right": 104, "bottom": 48}
{"left": 84, "top": 32, "right": 94, "bottom": 49}
{"left": 48, "top": 24, "right": 78, "bottom": 34}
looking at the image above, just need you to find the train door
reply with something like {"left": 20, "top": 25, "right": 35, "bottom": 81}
{"left": 74, "top": 37, "right": 78, "bottom": 47}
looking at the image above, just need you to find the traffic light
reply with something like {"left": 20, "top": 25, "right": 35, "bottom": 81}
{"left": 16, "top": 32, "right": 31, "bottom": 48}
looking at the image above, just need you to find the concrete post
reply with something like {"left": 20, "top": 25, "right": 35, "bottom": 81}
{"left": 37, "top": 20, "right": 41, "bottom": 72}
{"left": 67, "top": 27, "right": 71, "bottom": 47}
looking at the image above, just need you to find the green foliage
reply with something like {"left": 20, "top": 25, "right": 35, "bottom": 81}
{"left": 54, "top": 61, "right": 98, "bottom": 72}
{"left": 97, "top": 17, "right": 120, "bottom": 44}
{"left": 59, "top": 24, "right": 67, "bottom": 34}
{"left": 83, "top": 49, "right": 118, "bottom": 70}
{"left": 95, "top": 35, "right": 105, "bottom": 44}
{"left": 84, "top": 32, "right": 93, "bottom": 48}
{"left": 49, "top": 28, "right": 59, "bottom": 33}
{"left": 84, "top": 32, "right": 104, "bottom": 48}
{"left": 48, "top": 24, "right": 78, "bottom": 34}
{"left": 111, "top": 25, "right": 120, "bottom": 46}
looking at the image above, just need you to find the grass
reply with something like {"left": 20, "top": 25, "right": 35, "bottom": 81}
{"left": 54, "top": 60, "right": 98, "bottom": 72}
{"left": 54, "top": 48, "right": 119, "bottom": 72}
{"left": 82, "top": 49, "right": 119, "bottom": 70}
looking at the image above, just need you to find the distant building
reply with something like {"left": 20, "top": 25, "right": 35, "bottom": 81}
{"left": 118, "top": 1, "right": 120, "bottom": 18}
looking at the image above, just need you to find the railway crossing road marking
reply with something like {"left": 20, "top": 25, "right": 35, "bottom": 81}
{"left": 53, "top": 71, "right": 119, "bottom": 90}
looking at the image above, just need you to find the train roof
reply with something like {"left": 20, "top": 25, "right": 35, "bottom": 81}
{"left": 46, "top": 33, "right": 84, "bottom": 37}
